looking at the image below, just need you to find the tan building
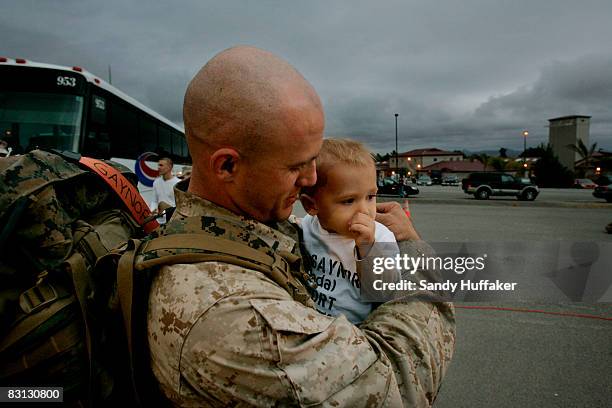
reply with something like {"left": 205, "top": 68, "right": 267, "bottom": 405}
{"left": 548, "top": 115, "right": 590, "bottom": 171}
{"left": 421, "top": 159, "right": 493, "bottom": 180}
{"left": 389, "top": 148, "right": 464, "bottom": 174}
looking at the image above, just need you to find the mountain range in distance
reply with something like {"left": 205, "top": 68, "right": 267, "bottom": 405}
{"left": 462, "top": 148, "right": 522, "bottom": 157}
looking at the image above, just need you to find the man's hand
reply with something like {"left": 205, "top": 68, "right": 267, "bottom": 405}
{"left": 376, "top": 201, "right": 420, "bottom": 241}
{"left": 349, "top": 212, "right": 375, "bottom": 256}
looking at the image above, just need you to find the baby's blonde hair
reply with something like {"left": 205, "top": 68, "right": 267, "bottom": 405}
{"left": 302, "top": 138, "right": 375, "bottom": 196}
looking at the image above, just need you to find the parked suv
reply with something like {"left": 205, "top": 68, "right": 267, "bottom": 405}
{"left": 462, "top": 172, "right": 539, "bottom": 200}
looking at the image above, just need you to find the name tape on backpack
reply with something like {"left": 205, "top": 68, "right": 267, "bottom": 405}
{"left": 79, "top": 157, "right": 159, "bottom": 233}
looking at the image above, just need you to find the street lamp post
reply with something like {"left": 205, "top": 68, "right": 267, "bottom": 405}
{"left": 395, "top": 114, "right": 399, "bottom": 177}
{"left": 522, "top": 130, "right": 529, "bottom": 177}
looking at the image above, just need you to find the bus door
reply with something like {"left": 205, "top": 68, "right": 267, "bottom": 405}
{"left": 83, "top": 93, "right": 111, "bottom": 158}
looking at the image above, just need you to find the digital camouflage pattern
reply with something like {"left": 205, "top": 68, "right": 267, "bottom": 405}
{"left": 147, "top": 182, "right": 455, "bottom": 407}
{"left": 0, "top": 150, "right": 137, "bottom": 272}
{"left": 138, "top": 186, "right": 316, "bottom": 308}
{"left": 0, "top": 150, "right": 142, "bottom": 404}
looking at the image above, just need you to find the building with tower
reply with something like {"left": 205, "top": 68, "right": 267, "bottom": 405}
{"left": 548, "top": 115, "right": 591, "bottom": 171}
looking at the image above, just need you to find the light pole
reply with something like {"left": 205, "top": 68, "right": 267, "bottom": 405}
{"left": 395, "top": 113, "right": 399, "bottom": 178}
{"left": 522, "top": 130, "right": 529, "bottom": 177}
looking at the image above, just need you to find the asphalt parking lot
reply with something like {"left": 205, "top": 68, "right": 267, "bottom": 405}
{"left": 386, "top": 184, "right": 611, "bottom": 208}
{"left": 408, "top": 201, "right": 612, "bottom": 242}
{"left": 435, "top": 303, "right": 612, "bottom": 408}
{"left": 294, "top": 186, "right": 612, "bottom": 407}
{"left": 400, "top": 188, "right": 611, "bottom": 407}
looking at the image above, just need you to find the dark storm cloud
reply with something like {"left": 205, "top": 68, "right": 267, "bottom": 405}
{"left": 469, "top": 54, "right": 612, "bottom": 150}
{"left": 324, "top": 54, "right": 612, "bottom": 152}
{"left": 2, "top": 0, "right": 611, "bottom": 153}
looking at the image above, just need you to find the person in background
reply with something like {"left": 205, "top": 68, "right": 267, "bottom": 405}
{"left": 0, "top": 140, "right": 10, "bottom": 157}
{"left": 150, "top": 157, "right": 180, "bottom": 224}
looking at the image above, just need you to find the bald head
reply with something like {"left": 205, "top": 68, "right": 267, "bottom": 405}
{"left": 183, "top": 46, "right": 322, "bottom": 158}
{"left": 183, "top": 46, "right": 324, "bottom": 221}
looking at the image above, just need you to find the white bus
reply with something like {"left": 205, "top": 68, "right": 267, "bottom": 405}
{"left": 0, "top": 57, "right": 189, "bottom": 201}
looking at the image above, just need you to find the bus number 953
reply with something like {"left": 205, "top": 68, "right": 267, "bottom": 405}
{"left": 57, "top": 76, "right": 77, "bottom": 87}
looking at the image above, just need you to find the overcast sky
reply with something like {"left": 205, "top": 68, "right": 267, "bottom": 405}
{"left": 2, "top": 0, "right": 612, "bottom": 153}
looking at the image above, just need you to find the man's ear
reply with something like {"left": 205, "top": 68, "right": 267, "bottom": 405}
{"left": 300, "top": 193, "right": 319, "bottom": 215}
{"left": 210, "top": 148, "right": 241, "bottom": 181}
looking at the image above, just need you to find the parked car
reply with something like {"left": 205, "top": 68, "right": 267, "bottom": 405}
{"left": 594, "top": 174, "right": 612, "bottom": 186}
{"left": 441, "top": 175, "right": 460, "bottom": 186}
{"left": 461, "top": 172, "right": 539, "bottom": 200}
{"left": 416, "top": 175, "right": 433, "bottom": 186}
{"left": 573, "top": 178, "right": 597, "bottom": 189}
{"left": 430, "top": 170, "right": 443, "bottom": 185}
{"left": 593, "top": 184, "right": 612, "bottom": 203}
{"left": 377, "top": 177, "right": 419, "bottom": 197}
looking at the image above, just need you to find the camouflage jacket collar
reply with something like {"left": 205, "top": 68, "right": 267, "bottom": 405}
{"left": 171, "top": 183, "right": 297, "bottom": 254}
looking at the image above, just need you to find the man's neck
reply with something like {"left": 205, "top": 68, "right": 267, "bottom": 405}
{"left": 189, "top": 176, "right": 262, "bottom": 224}
{"left": 162, "top": 173, "right": 173, "bottom": 181}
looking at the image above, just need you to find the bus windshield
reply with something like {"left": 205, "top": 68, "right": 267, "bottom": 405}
{"left": 0, "top": 91, "right": 83, "bottom": 153}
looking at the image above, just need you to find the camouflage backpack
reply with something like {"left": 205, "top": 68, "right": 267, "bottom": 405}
{"left": 0, "top": 149, "right": 314, "bottom": 406}
{"left": 0, "top": 149, "right": 159, "bottom": 406}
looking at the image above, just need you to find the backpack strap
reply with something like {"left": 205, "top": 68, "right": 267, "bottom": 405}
{"left": 135, "top": 233, "right": 312, "bottom": 305}
{"left": 112, "top": 239, "right": 172, "bottom": 407}
{"left": 112, "top": 229, "right": 314, "bottom": 405}
{"left": 0, "top": 291, "right": 75, "bottom": 355}
{"left": 0, "top": 296, "right": 82, "bottom": 381}
{"left": 116, "top": 239, "right": 143, "bottom": 406}
{"left": 78, "top": 157, "right": 159, "bottom": 234}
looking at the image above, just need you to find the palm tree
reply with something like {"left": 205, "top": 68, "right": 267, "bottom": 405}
{"left": 491, "top": 157, "right": 509, "bottom": 171}
{"left": 477, "top": 153, "right": 490, "bottom": 171}
{"left": 567, "top": 140, "right": 598, "bottom": 175}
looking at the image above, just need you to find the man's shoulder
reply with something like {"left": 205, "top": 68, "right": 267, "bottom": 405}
{"left": 151, "top": 259, "right": 335, "bottom": 337}
{"left": 148, "top": 260, "right": 324, "bottom": 352}
{"left": 148, "top": 261, "right": 294, "bottom": 337}
{"left": 154, "top": 260, "right": 290, "bottom": 298}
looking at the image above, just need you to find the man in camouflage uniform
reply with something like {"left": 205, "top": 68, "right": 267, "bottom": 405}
{"left": 147, "top": 46, "right": 455, "bottom": 407}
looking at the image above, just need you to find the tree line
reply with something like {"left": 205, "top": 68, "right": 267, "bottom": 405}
{"left": 375, "top": 141, "right": 606, "bottom": 188}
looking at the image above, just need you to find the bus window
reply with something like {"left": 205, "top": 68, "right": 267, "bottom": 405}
{"left": 108, "top": 100, "right": 138, "bottom": 158}
{"left": 90, "top": 94, "right": 107, "bottom": 124}
{"left": 83, "top": 130, "right": 110, "bottom": 158}
{"left": 139, "top": 114, "right": 157, "bottom": 153}
{"left": 174, "top": 129, "right": 190, "bottom": 163}
{"left": 0, "top": 91, "right": 83, "bottom": 153}
{"left": 158, "top": 124, "right": 176, "bottom": 156}
{"left": 158, "top": 125, "right": 172, "bottom": 157}
{"left": 171, "top": 132, "right": 181, "bottom": 159}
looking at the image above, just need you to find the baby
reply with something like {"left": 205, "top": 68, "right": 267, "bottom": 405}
{"left": 300, "top": 138, "right": 400, "bottom": 324}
